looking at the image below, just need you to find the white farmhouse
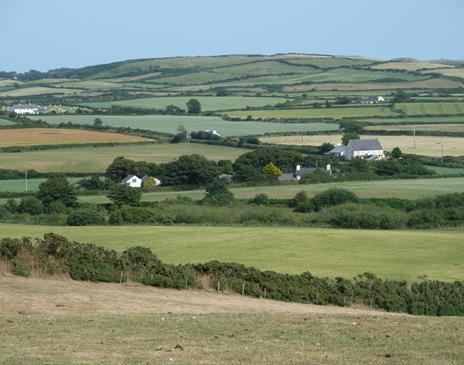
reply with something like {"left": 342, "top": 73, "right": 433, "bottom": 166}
{"left": 11, "top": 104, "right": 45, "bottom": 115}
{"left": 121, "top": 175, "right": 142, "bottom": 188}
{"left": 345, "top": 139, "right": 385, "bottom": 160}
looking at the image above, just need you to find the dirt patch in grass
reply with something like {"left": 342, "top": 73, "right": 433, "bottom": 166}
{"left": 0, "top": 128, "right": 151, "bottom": 147}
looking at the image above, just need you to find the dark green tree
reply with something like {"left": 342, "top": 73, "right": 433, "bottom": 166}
{"left": 342, "top": 132, "right": 360, "bottom": 145}
{"left": 186, "top": 98, "right": 201, "bottom": 114}
{"left": 37, "top": 175, "right": 77, "bottom": 207}
{"left": 202, "top": 179, "right": 235, "bottom": 205}
{"left": 107, "top": 185, "right": 142, "bottom": 207}
{"left": 391, "top": 147, "right": 403, "bottom": 159}
{"left": 93, "top": 118, "right": 103, "bottom": 127}
{"left": 17, "top": 197, "right": 44, "bottom": 215}
{"left": 158, "top": 154, "right": 218, "bottom": 186}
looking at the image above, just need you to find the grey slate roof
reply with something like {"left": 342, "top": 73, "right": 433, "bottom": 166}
{"left": 327, "top": 146, "right": 346, "bottom": 155}
{"left": 278, "top": 173, "right": 298, "bottom": 182}
{"left": 347, "top": 139, "right": 382, "bottom": 151}
{"left": 121, "top": 175, "right": 139, "bottom": 183}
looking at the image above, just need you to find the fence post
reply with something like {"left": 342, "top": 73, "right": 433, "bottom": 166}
{"left": 120, "top": 271, "right": 123, "bottom": 283}
{"left": 217, "top": 281, "right": 220, "bottom": 293}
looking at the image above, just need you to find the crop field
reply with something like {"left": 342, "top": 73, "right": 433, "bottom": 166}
{"left": 83, "top": 96, "right": 289, "bottom": 111}
{"left": 1, "top": 224, "right": 463, "bottom": 281}
{"left": 226, "top": 106, "right": 397, "bottom": 119}
{"left": 1, "top": 277, "right": 463, "bottom": 365}
{"left": 0, "top": 177, "right": 84, "bottom": 193}
{"left": 366, "top": 123, "right": 464, "bottom": 133}
{"left": 396, "top": 102, "right": 464, "bottom": 116}
{"left": 0, "top": 86, "right": 77, "bottom": 97}
{"left": 0, "top": 143, "right": 250, "bottom": 172}
{"left": 0, "top": 128, "right": 150, "bottom": 147}
{"left": 0, "top": 119, "right": 15, "bottom": 126}
{"left": 71, "top": 177, "right": 464, "bottom": 206}
{"left": 262, "top": 134, "right": 464, "bottom": 156}
{"left": 369, "top": 61, "right": 452, "bottom": 70}
{"left": 363, "top": 116, "right": 464, "bottom": 124}
{"left": 29, "top": 114, "right": 340, "bottom": 136}
{"left": 422, "top": 67, "right": 464, "bottom": 79}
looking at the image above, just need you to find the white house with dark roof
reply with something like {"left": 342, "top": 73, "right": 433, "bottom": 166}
{"left": 345, "top": 139, "right": 385, "bottom": 160}
{"left": 278, "top": 164, "right": 332, "bottom": 182}
{"left": 327, "top": 139, "right": 385, "bottom": 161}
{"left": 121, "top": 175, "right": 142, "bottom": 188}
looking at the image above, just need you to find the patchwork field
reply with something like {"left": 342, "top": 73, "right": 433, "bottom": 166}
{"left": 0, "top": 86, "right": 77, "bottom": 97}
{"left": 0, "top": 128, "right": 151, "bottom": 147}
{"left": 83, "top": 96, "right": 289, "bottom": 111}
{"left": 363, "top": 116, "right": 464, "bottom": 124}
{"left": 71, "top": 177, "right": 464, "bottom": 205}
{"left": 396, "top": 102, "right": 464, "bottom": 116}
{"left": 226, "top": 106, "right": 397, "bottom": 119}
{"left": 0, "top": 143, "right": 250, "bottom": 172}
{"left": 2, "top": 276, "right": 463, "bottom": 365}
{"left": 366, "top": 123, "right": 464, "bottom": 133}
{"left": 262, "top": 134, "right": 464, "bottom": 156}
{"left": 369, "top": 61, "right": 452, "bottom": 70}
{"left": 29, "top": 114, "right": 340, "bottom": 136}
{"left": 1, "top": 224, "right": 463, "bottom": 281}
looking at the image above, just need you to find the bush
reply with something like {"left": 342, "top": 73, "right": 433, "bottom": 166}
{"left": 202, "top": 179, "right": 235, "bottom": 206}
{"left": 17, "top": 197, "right": 44, "bottom": 215}
{"left": 250, "top": 194, "right": 270, "bottom": 206}
{"left": 67, "top": 208, "right": 105, "bottom": 226}
{"left": 12, "top": 258, "right": 31, "bottom": 277}
{"left": 312, "top": 189, "right": 358, "bottom": 211}
{"left": 109, "top": 206, "right": 155, "bottom": 224}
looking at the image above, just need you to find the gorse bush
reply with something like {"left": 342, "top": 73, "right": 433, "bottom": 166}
{"left": 67, "top": 208, "right": 106, "bottom": 226}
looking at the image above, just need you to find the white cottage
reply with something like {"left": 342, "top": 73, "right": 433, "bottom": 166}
{"left": 121, "top": 175, "right": 142, "bottom": 188}
{"left": 345, "top": 139, "right": 385, "bottom": 160}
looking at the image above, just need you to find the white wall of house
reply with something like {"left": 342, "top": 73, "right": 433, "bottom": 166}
{"left": 13, "top": 108, "right": 39, "bottom": 115}
{"left": 123, "top": 176, "right": 142, "bottom": 188}
{"left": 347, "top": 149, "right": 385, "bottom": 160}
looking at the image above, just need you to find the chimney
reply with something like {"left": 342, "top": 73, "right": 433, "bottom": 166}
{"left": 296, "top": 164, "right": 301, "bottom": 172}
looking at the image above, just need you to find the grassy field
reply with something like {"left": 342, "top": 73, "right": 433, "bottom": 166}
{"left": 363, "top": 116, "right": 464, "bottom": 124}
{"left": 0, "top": 177, "right": 84, "bottom": 193}
{"left": 226, "top": 106, "right": 398, "bottom": 119}
{"left": 83, "top": 96, "right": 289, "bottom": 111}
{"left": 366, "top": 124, "right": 464, "bottom": 133}
{"left": 0, "top": 119, "right": 15, "bottom": 126}
{"left": 370, "top": 61, "right": 451, "bottom": 70}
{"left": 396, "top": 102, "right": 464, "bottom": 116}
{"left": 262, "top": 134, "right": 464, "bottom": 156}
{"left": 0, "top": 143, "right": 249, "bottom": 172}
{"left": 0, "top": 86, "right": 77, "bottom": 97}
{"left": 29, "top": 114, "right": 340, "bottom": 136}
{"left": 1, "top": 293, "right": 463, "bottom": 365}
{"left": 0, "top": 128, "right": 150, "bottom": 147}
{"left": 1, "top": 224, "right": 463, "bottom": 281}
{"left": 72, "top": 177, "right": 464, "bottom": 205}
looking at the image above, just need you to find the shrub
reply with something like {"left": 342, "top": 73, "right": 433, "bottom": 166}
{"left": 67, "top": 208, "right": 105, "bottom": 226}
{"left": 12, "top": 258, "right": 31, "bottom": 277}
{"left": 17, "top": 197, "right": 44, "bottom": 215}
{"left": 289, "top": 191, "right": 310, "bottom": 208}
{"left": 109, "top": 206, "right": 155, "bottom": 224}
{"left": 202, "top": 179, "right": 235, "bottom": 206}
{"left": 312, "top": 189, "right": 358, "bottom": 211}
{"left": 46, "top": 201, "right": 67, "bottom": 214}
{"left": 250, "top": 194, "right": 270, "bottom": 206}
{"left": 107, "top": 185, "right": 142, "bottom": 207}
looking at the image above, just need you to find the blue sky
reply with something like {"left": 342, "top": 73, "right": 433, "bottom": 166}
{"left": 0, "top": 0, "right": 463, "bottom": 72}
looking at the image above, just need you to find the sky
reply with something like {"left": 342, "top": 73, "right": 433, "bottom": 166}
{"left": 0, "top": 0, "right": 463, "bottom": 72}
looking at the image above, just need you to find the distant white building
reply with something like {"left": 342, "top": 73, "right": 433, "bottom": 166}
{"left": 327, "top": 139, "right": 385, "bottom": 161}
{"left": 359, "top": 96, "right": 385, "bottom": 104}
{"left": 121, "top": 175, "right": 142, "bottom": 188}
{"left": 206, "top": 129, "right": 221, "bottom": 137}
{"left": 11, "top": 104, "right": 45, "bottom": 115}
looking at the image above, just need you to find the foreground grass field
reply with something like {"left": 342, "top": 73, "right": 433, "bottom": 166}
{"left": 74, "top": 177, "right": 464, "bottom": 203}
{"left": 0, "top": 128, "right": 150, "bottom": 147}
{"left": 0, "top": 177, "right": 83, "bottom": 193}
{"left": 262, "top": 134, "right": 464, "bottom": 156}
{"left": 0, "top": 143, "right": 249, "bottom": 172}
{"left": 1, "top": 277, "right": 463, "bottom": 365}
{"left": 1, "top": 224, "right": 463, "bottom": 281}
{"left": 30, "top": 114, "right": 340, "bottom": 136}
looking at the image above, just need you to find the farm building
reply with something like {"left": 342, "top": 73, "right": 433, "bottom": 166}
{"left": 141, "top": 175, "right": 161, "bottom": 187}
{"left": 278, "top": 164, "right": 331, "bottom": 182}
{"left": 354, "top": 96, "right": 385, "bottom": 104}
{"left": 11, "top": 104, "right": 46, "bottom": 115}
{"left": 328, "top": 139, "right": 385, "bottom": 160}
{"left": 121, "top": 175, "right": 142, "bottom": 188}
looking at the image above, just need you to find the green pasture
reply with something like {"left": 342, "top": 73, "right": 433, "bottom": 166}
{"left": 226, "top": 106, "right": 398, "bottom": 119}
{"left": 73, "top": 177, "right": 464, "bottom": 205}
{"left": 0, "top": 119, "right": 15, "bottom": 126}
{"left": 396, "top": 102, "right": 464, "bottom": 116}
{"left": 363, "top": 116, "right": 464, "bottom": 124}
{"left": 284, "top": 57, "right": 375, "bottom": 68}
{"left": 83, "top": 96, "right": 289, "bottom": 111}
{"left": 29, "top": 114, "right": 340, "bottom": 136}
{"left": 0, "top": 177, "right": 84, "bottom": 193}
{"left": 1, "top": 223, "right": 462, "bottom": 281}
{"left": 0, "top": 143, "right": 249, "bottom": 173}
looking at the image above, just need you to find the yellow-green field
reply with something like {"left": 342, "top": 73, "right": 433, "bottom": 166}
{"left": 0, "top": 143, "right": 249, "bottom": 172}
{"left": 1, "top": 224, "right": 463, "bottom": 282}
{"left": 261, "top": 134, "right": 464, "bottom": 156}
{"left": 366, "top": 124, "right": 464, "bottom": 133}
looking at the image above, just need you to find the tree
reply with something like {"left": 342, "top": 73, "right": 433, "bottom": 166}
{"left": 171, "top": 125, "right": 188, "bottom": 143}
{"left": 202, "top": 179, "right": 235, "bottom": 205}
{"left": 342, "top": 132, "right": 360, "bottom": 146}
{"left": 105, "top": 157, "right": 155, "bottom": 182}
{"left": 263, "top": 162, "right": 283, "bottom": 177}
{"left": 93, "top": 118, "right": 103, "bottom": 127}
{"left": 158, "top": 154, "right": 218, "bottom": 186}
{"left": 319, "top": 142, "right": 334, "bottom": 153}
{"left": 391, "top": 147, "right": 403, "bottom": 159}
{"left": 37, "top": 175, "right": 77, "bottom": 207}
{"left": 107, "top": 185, "right": 142, "bottom": 207}
{"left": 165, "top": 104, "right": 185, "bottom": 114}
{"left": 186, "top": 98, "right": 201, "bottom": 114}
{"left": 67, "top": 208, "right": 105, "bottom": 226}
{"left": 312, "top": 189, "right": 358, "bottom": 211}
